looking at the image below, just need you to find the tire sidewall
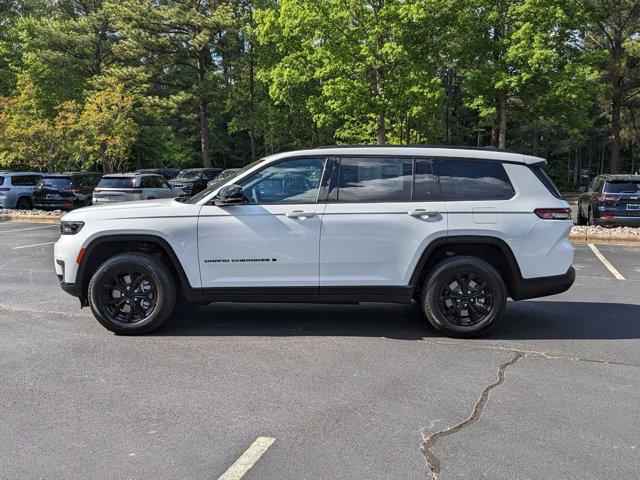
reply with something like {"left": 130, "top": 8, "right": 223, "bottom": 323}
{"left": 88, "top": 253, "right": 176, "bottom": 334}
{"left": 422, "top": 257, "right": 507, "bottom": 337}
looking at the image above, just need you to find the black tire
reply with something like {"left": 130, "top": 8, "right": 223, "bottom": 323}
{"left": 421, "top": 256, "right": 507, "bottom": 338}
{"left": 576, "top": 206, "right": 586, "bottom": 225}
{"left": 88, "top": 253, "right": 176, "bottom": 335}
{"left": 588, "top": 208, "right": 595, "bottom": 226}
{"left": 16, "top": 196, "right": 33, "bottom": 210}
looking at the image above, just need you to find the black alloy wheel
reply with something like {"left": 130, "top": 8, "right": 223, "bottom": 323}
{"left": 101, "top": 269, "right": 157, "bottom": 325}
{"left": 88, "top": 253, "right": 176, "bottom": 334}
{"left": 421, "top": 256, "right": 507, "bottom": 338}
{"left": 438, "top": 272, "right": 495, "bottom": 327}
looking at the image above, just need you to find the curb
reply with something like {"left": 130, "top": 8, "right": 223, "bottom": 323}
{"left": 2, "top": 214, "right": 640, "bottom": 244}
{"left": 569, "top": 233, "right": 640, "bottom": 244}
{"left": 0, "top": 214, "right": 63, "bottom": 224}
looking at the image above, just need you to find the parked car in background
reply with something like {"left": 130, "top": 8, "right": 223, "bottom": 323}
{"left": 169, "top": 168, "right": 222, "bottom": 197}
{"left": 207, "top": 168, "right": 240, "bottom": 188}
{"left": 33, "top": 173, "right": 102, "bottom": 211}
{"left": 93, "top": 173, "right": 179, "bottom": 204}
{"left": 134, "top": 167, "right": 180, "bottom": 180}
{"left": 0, "top": 172, "right": 43, "bottom": 210}
{"left": 577, "top": 174, "right": 640, "bottom": 226}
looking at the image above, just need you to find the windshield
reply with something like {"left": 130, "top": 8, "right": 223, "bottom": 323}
{"left": 175, "top": 170, "right": 202, "bottom": 181}
{"left": 605, "top": 181, "right": 640, "bottom": 194}
{"left": 98, "top": 177, "right": 137, "bottom": 188}
{"left": 186, "top": 159, "right": 263, "bottom": 204}
{"left": 39, "top": 177, "right": 72, "bottom": 189}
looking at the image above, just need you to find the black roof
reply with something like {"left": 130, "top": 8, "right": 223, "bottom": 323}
{"left": 43, "top": 172, "right": 102, "bottom": 177}
{"left": 599, "top": 174, "right": 640, "bottom": 181}
{"left": 313, "top": 144, "right": 514, "bottom": 153}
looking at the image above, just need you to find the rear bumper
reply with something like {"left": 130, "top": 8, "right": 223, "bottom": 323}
{"left": 592, "top": 216, "right": 640, "bottom": 227}
{"left": 34, "top": 200, "right": 76, "bottom": 210}
{"left": 511, "top": 267, "right": 575, "bottom": 301}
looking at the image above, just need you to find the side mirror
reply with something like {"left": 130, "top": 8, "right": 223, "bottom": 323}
{"left": 214, "top": 184, "right": 245, "bottom": 206}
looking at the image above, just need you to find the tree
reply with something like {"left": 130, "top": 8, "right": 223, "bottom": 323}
{"left": 111, "top": 0, "right": 234, "bottom": 167}
{"left": 74, "top": 77, "right": 139, "bottom": 173}
{"left": 577, "top": 0, "right": 640, "bottom": 173}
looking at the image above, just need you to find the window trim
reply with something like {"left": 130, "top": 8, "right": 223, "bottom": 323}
{"left": 214, "top": 156, "right": 330, "bottom": 206}
{"left": 327, "top": 155, "right": 443, "bottom": 204}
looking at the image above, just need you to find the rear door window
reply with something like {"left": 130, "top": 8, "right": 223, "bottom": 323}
{"left": 413, "top": 159, "right": 440, "bottom": 201}
{"left": 435, "top": 159, "right": 515, "bottom": 201}
{"left": 40, "top": 177, "right": 72, "bottom": 189}
{"left": 334, "top": 157, "right": 413, "bottom": 203}
{"left": 11, "top": 175, "right": 40, "bottom": 186}
{"left": 98, "top": 177, "right": 137, "bottom": 188}
{"left": 604, "top": 181, "right": 640, "bottom": 194}
{"left": 140, "top": 176, "right": 155, "bottom": 188}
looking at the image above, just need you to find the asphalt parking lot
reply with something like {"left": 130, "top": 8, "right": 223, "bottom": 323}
{"left": 1, "top": 221, "right": 639, "bottom": 480}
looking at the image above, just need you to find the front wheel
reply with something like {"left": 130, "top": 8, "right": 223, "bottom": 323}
{"left": 88, "top": 253, "right": 176, "bottom": 334}
{"left": 421, "top": 256, "right": 507, "bottom": 338}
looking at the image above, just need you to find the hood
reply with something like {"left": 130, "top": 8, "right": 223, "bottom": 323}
{"left": 63, "top": 198, "right": 200, "bottom": 222}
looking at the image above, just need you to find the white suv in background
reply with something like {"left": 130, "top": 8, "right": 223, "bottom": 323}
{"left": 92, "top": 173, "right": 179, "bottom": 204}
{"left": 54, "top": 146, "right": 574, "bottom": 337}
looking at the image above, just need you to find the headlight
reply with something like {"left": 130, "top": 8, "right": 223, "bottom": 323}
{"left": 60, "top": 221, "right": 85, "bottom": 235}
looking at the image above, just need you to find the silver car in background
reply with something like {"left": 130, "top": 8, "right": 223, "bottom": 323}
{"left": 0, "top": 172, "right": 43, "bottom": 210}
{"left": 92, "top": 173, "right": 179, "bottom": 204}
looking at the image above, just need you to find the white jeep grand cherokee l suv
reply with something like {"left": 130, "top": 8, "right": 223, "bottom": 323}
{"left": 54, "top": 146, "right": 574, "bottom": 337}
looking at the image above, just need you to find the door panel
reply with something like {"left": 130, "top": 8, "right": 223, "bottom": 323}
{"left": 197, "top": 156, "right": 328, "bottom": 288}
{"left": 320, "top": 157, "right": 447, "bottom": 287}
{"left": 198, "top": 203, "right": 325, "bottom": 288}
{"left": 320, "top": 202, "right": 447, "bottom": 286}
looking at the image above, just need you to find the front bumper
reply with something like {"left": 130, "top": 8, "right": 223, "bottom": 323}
{"left": 511, "top": 267, "right": 576, "bottom": 301}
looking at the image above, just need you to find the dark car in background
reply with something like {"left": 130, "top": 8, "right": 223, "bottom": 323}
{"left": 33, "top": 172, "right": 103, "bottom": 211}
{"left": 134, "top": 167, "right": 180, "bottom": 180}
{"left": 169, "top": 168, "right": 222, "bottom": 197}
{"left": 577, "top": 174, "right": 640, "bottom": 226}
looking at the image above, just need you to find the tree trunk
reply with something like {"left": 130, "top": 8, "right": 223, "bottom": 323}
{"left": 198, "top": 100, "right": 212, "bottom": 168}
{"left": 197, "top": 49, "right": 212, "bottom": 168}
{"left": 611, "top": 84, "right": 622, "bottom": 173}
{"left": 248, "top": 5, "right": 256, "bottom": 163}
{"left": 376, "top": 113, "right": 386, "bottom": 145}
{"left": 572, "top": 145, "right": 581, "bottom": 185}
{"left": 498, "top": 93, "right": 507, "bottom": 149}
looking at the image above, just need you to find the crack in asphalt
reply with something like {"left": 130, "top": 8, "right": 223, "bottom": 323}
{"left": 420, "top": 352, "right": 524, "bottom": 480}
{"left": 418, "top": 339, "right": 640, "bottom": 368}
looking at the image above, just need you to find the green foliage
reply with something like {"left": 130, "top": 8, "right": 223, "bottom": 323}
{"left": 0, "top": 0, "right": 639, "bottom": 181}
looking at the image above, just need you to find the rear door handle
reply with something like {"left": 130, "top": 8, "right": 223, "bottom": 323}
{"left": 285, "top": 210, "right": 317, "bottom": 218}
{"left": 408, "top": 209, "right": 439, "bottom": 217}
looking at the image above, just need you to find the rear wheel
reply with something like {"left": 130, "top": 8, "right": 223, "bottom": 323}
{"left": 88, "top": 253, "right": 176, "bottom": 335}
{"left": 576, "top": 206, "right": 587, "bottom": 225}
{"left": 15, "top": 196, "right": 33, "bottom": 210}
{"left": 588, "top": 208, "right": 595, "bottom": 226}
{"left": 421, "top": 256, "right": 507, "bottom": 338}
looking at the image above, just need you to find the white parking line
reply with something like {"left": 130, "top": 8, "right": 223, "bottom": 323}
{"left": 587, "top": 243, "right": 625, "bottom": 280}
{"left": 217, "top": 437, "right": 275, "bottom": 480}
{"left": 12, "top": 241, "right": 56, "bottom": 250}
{"left": 0, "top": 225, "right": 58, "bottom": 233}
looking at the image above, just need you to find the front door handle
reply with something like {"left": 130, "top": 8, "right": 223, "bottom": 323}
{"left": 408, "top": 209, "right": 439, "bottom": 217}
{"left": 285, "top": 210, "right": 317, "bottom": 218}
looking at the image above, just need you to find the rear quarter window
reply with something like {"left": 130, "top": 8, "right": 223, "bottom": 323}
{"left": 435, "top": 159, "right": 515, "bottom": 201}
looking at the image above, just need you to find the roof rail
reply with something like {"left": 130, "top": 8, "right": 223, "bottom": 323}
{"left": 312, "top": 144, "right": 514, "bottom": 153}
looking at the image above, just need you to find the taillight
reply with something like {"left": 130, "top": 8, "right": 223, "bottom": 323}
{"left": 534, "top": 208, "right": 572, "bottom": 220}
{"left": 598, "top": 194, "right": 619, "bottom": 201}
{"left": 94, "top": 189, "right": 102, "bottom": 193}
{"left": 0, "top": 188, "right": 10, "bottom": 192}
{"left": 128, "top": 189, "right": 143, "bottom": 194}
